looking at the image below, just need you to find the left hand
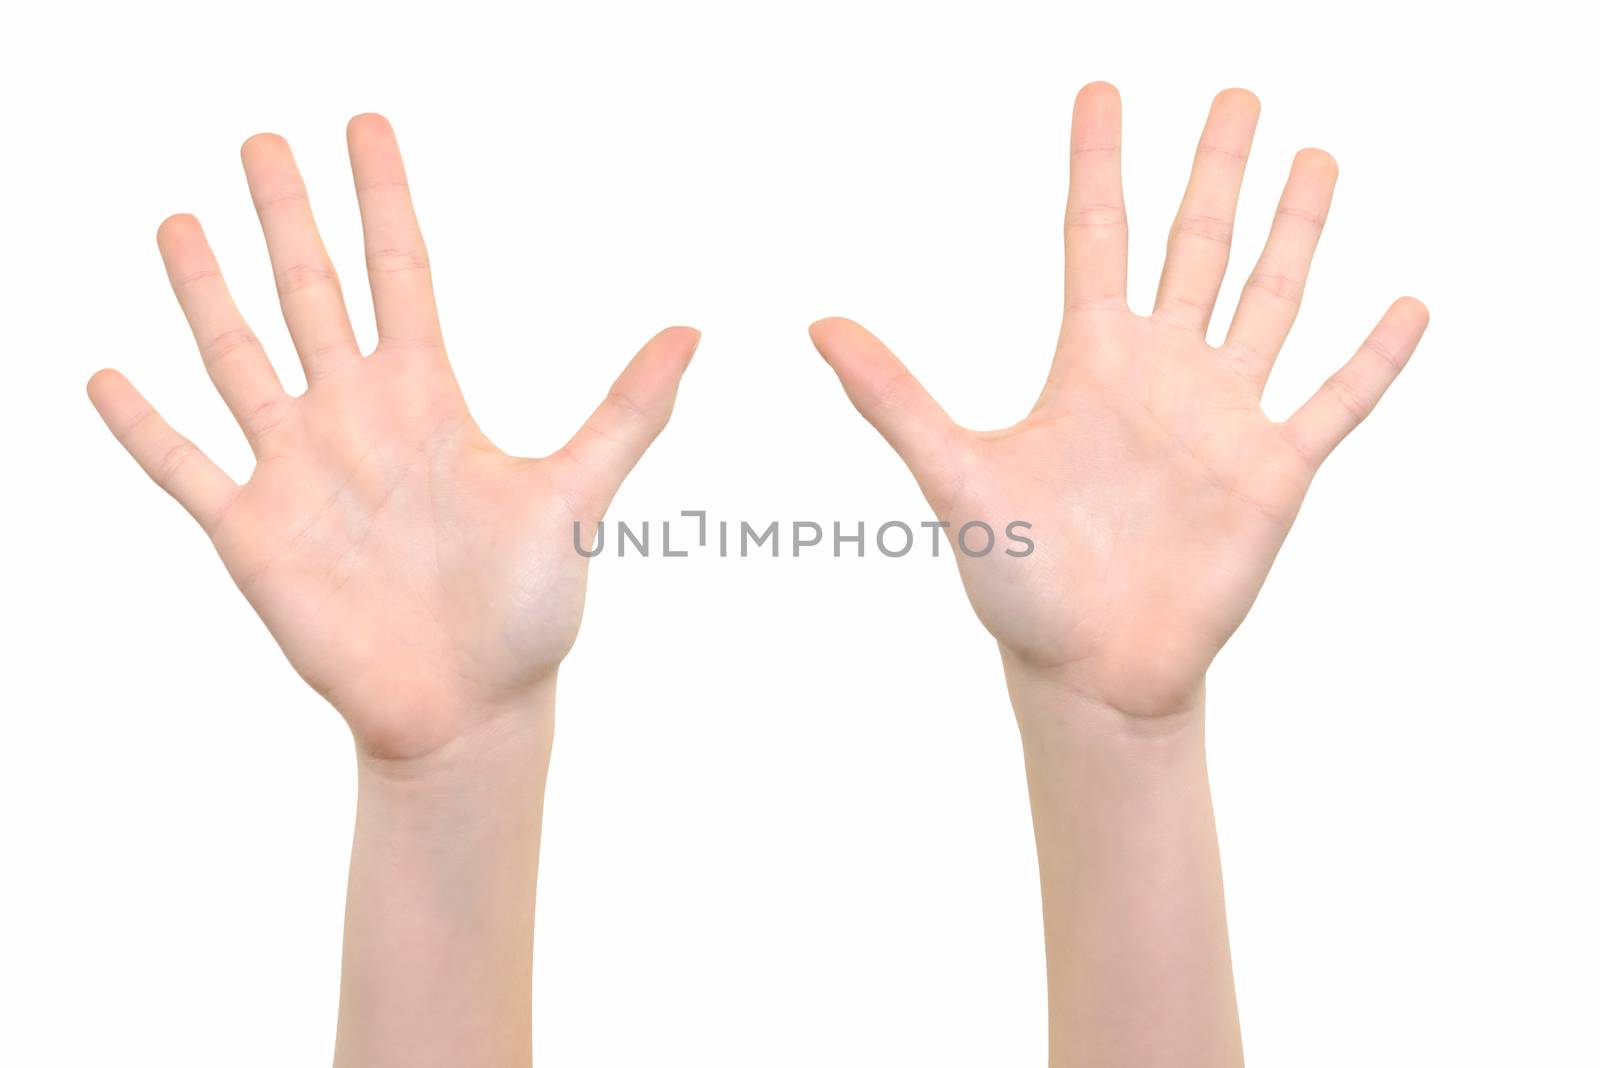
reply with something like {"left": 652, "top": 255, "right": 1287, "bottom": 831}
{"left": 810, "top": 84, "right": 1428, "bottom": 719}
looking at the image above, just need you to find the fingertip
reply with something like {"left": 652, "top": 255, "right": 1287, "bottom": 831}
{"left": 1393, "top": 296, "right": 1430, "bottom": 326}
{"left": 1071, "top": 83, "right": 1123, "bottom": 150}
{"left": 156, "top": 212, "right": 200, "bottom": 249}
{"left": 86, "top": 367, "right": 121, "bottom": 401}
{"left": 1295, "top": 147, "right": 1339, "bottom": 179}
{"left": 1215, "top": 87, "right": 1261, "bottom": 116}
{"left": 240, "top": 131, "right": 288, "bottom": 162}
{"left": 157, "top": 212, "right": 198, "bottom": 236}
{"left": 808, "top": 316, "right": 861, "bottom": 349}
{"left": 86, "top": 368, "right": 135, "bottom": 423}
{"left": 808, "top": 317, "right": 842, "bottom": 357}
{"left": 653, "top": 324, "right": 702, "bottom": 362}
{"left": 347, "top": 112, "right": 395, "bottom": 145}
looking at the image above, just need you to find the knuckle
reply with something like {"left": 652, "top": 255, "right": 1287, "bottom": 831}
{"left": 250, "top": 188, "right": 309, "bottom": 213}
{"left": 355, "top": 178, "right": 411, "bottom": 196}
{"left": 1148, "top": 297, "right": 1210, "bottom": 333}
{"left": 1323, "top": 371, "right": 1372, "bottom": 421}
{"left": 201, "top": 327, "right": 260, "bottom": 369}
{"left": 867, "top": 369, "right": 922, "bottom": 414}
{"left": 116, "top": 405, "right": 160, "bottom": 446}
{"left": 1070, "top": 142, "right": 1120, "bottom": 158}
{"left": 243, "top": 395, "right": 292, "bottom": 437}
{"left": 1171, "top": 212, "right": 1233, "bottom": 245}
{"left": 375, "top": 333, "right": 444, "bottom": 354}
{"left": 150, "top": 439, "right": 197, "bottom": 490}
{"left": 1064, "top": 295, "right": 1126, "bottom": 313}
{"left": 274, "top": 261, "right": 339, "bottom": 297}
{"left": 1276, "top": 204, "right": 1327, "bottom": 231}
{"left": 604, "top": 387, "right": 658, "bottom": 424}
{"left": 171, "top": 267, "right": 224, "bottom": 292}
{"left": 1196, "top": 141, "right": 1249, "bottom": 164}
{"left": 1363, "top": 335, "right": 1406, "bottom": 373}
{"left": 365, "top": 246, "right": 430, "bottom": 275}
{"left": 303, "top": 334, "right": 362, "bottom": 367}
{"left": 1245, "top": 271, "right": 1304, "bottom": 304}
{"left": 1065, "top": 203, "right": 1128, "bottom": 231}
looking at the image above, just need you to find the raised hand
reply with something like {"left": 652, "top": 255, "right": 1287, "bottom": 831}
{"left": 810, "top": 83, "right": 1427, "bottom": 719}
{"left": 811, "top": 84, "right": 1427, "bottom": 1067}
{"left": 89, "top": 115, "right": 698, "bottom": 760}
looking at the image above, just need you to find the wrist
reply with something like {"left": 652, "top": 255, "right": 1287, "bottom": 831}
{"left": 1000, "top": 651, "right": 1209, "bottom": 781}
{"left": 346, "top": 708, "right": 550, "bottom": 867}
{"left": 999, "top": 646, "right": 1205, "bottom": 737}
{"left": 355, "top": 718, "right": 553, "bottom": 819}
{"left": 352, "top": 675, "right": 558, "bottom": 788}
{"left": 350, "top": 686, "right": 557, "bottom": 862}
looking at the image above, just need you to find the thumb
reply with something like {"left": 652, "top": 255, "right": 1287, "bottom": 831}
{"left": 808, "top": 317, "right": 958, "bottom": 481}
{"left": 555, "top": 325, "right": 700, "bottom": 517}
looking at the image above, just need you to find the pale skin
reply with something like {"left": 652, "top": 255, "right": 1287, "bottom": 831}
{"left": 90, "top": 90, "right": 1425, "bottom": 1066}
{"left": 87, "top": 115, "right": 699, "bottom": 1066}
{"left": 809, "top": 83, "right": 1428, "bottom": 1066}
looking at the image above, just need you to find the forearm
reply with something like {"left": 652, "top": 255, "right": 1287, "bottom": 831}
{"left": 333, "top": 683, "right": 556, "bottom": 1068}
{"left": 1004, "top": 658, "right": 1242, "bottom": 1068}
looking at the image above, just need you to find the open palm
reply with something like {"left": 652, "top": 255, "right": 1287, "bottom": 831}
{"left": 89, "top": 116, "right": 698, "bottom": 759}
{"left": 811, "top": 85, "right": 1427, "bottom": 717}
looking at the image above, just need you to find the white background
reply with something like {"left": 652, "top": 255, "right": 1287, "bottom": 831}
{"left": 3, "top": 1, "right": 1596, "bottom": 1064}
